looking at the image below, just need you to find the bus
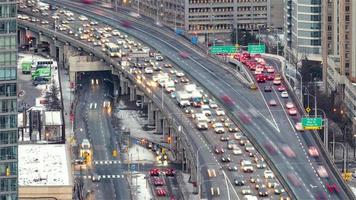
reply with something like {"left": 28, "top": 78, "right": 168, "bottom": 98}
{"left": 21, "top": 59, "right": 32, "bottom": 74}
{"left": 31, "top": 59, "right": 56, "bottom": 80}
{"left": 104, "top": 42, "right": 121, "bottom": 57}
{"left": 32, "top": 59, "right": 56, "bottom": 69}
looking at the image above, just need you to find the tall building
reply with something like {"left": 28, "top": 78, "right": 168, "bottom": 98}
{"left": 284, "top": 0, "right": 322, "bottom": 61}
{"left": 322, "top": 0, "right": 356, "bottom": 131}
{"left": 132, "top": 0, "right": 284, "bottom": 43}
{"left": 0, "top": 0, "right": 18, "bottom": 199}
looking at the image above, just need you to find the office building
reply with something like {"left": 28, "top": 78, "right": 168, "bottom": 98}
{"left": 322, "top": 0, "right": 356, "bottom": 131}
{"left": 132, "top": 0, "right": 283, "bottom": 43}
{"left": 0, "top": 0, "right": 18, "bottom": 199}
{"left": 284, "top": 0, "right": 322, "bottom": 61}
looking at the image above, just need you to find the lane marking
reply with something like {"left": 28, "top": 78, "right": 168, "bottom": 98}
{"left": 272, "top": 88, "right": 296, "bottom": 132}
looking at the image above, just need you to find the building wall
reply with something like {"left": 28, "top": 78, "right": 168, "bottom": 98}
{"left": 0, "top": 0, "right": 18, "bottom": 199}
{"left": 284, "top": 0, "right": 322, "bottom": 60}
{"left": 131, "top": 0, "right": 283, "bottom": 42}
{"left": 19, "top": 186, "right": 73, "bottom": 200}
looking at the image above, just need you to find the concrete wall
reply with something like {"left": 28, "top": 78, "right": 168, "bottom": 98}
{"left": 19, "top": 185, "right": 73, "bottom": 200}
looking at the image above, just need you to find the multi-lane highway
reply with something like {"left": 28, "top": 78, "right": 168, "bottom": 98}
{"left": 20, "top": 1, "right": 354, "bottom": 199}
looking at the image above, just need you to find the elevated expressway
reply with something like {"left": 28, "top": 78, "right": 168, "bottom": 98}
{"left": 19, "top": 1, "right": 354, "bottom": 199}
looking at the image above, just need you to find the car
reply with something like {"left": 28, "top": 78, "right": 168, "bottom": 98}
{"left": 228, "top": 165, "right": 238, "bottom": 171}
{"left": 256, "top": 74, "right": 266, "bottom": 82}
{"left": 201, "top": 105, "right": 212, "bottom": 116}
{"left": 92, "top": 173, "right": 101, "bottom": 182}
{"left": 268, "top": 99, "right": 277, "bottom": 106}
{"left": 317, "top": 166, "right": 328, "bottom": 178}
{"left": 220, "top": 135, "right": 230, "bottom": 141}
{"left": 152, "top": 177, "right": 165, "bottom": 186}
{"left": 164, "top": 63, "right": 173, "bottom": 68}
{"left": 267, "top": 74, "right": 275, "bottom": 81}
{"left": 352, "top": 171, "right": 356, "bottom": 178}
{"left": 267, "top": 180, "right": 279, "bottom": 188}
{"left": 249, "top": 175, "right": 260, "bottom": 183}
{"left": 220, "top": 155, "right": 231, "bottom": 162}
{"left": 33, "top": 77, "right": 49, "bottom": 86}
{"left": 295, "top": 122, "right": 304, "bottom": 131}
{"left": 281, "top": 91, "right": 289, "bottom": 98}
{"left": 264, "top": 142, "right": 277, "bottom": 155}
{"left": 314, "top": 191, "right": 328, "bottom": 200}
{"left": 264, "top": 86, "right": 272, "bottom": 92}
{"left": 288, "top": 108, "right": 298, "bottom": 116}
{"left": 266, "top": 66, "right": 275, "bottom": 73}
{"left": 221, "top": 95, "right": 234, "bottom": 106}
{"left": 264, "top": 170, "right": 274, "bottom": 179}
{"left": 277, "top": 85, "right": 286, "bottom": 92}
{"left": 258, "top": 187, "right": 269, "bottom": 197}
{"left": 155, "top": 55, "right": 164, "bottom": 61}
{"left": 287, "top": 173, "right": 302, "bottom": 187}
{"left": 234, "top": 175, "right": 245, "bottom": 186}
{"left": 285, "top": 102, "right": 294, "bottom": 109}
{"left": 180, "top": 77, "right": 189, "bottom": 83}
{"left": 89, "top": 103, "right": 97, "bottom": 110}
{"left": 214, "top": 146, "right": 224, "bottom": 154}
{"left": 325, "top": 183, "right": 340, "bottom": 193}
{"left": 281, "top": 145, "right": 296, "bottom": 158}
{"left": 273, "top": 79, "right": 282, "bottom": 85}
{"left": 308, "top": 146, "right": 319, "bottom": 157}
{"left": 241, "top": 186, "right": 252, "bottom": 195}
{"left": 155, "top": 188, "right": 167, "bottom": 196}
{"left": 213, "top": 122, "right": 225, "bottom": 134}
{"left": 176, "top": 72, "right": 185, "bottom": 77}
{"left": 144, "top": 67, "right": 153, "bottom": 74}
{"left": 232, "top": 147, "right": 243, "bottom": 155}
{"left": 245, "top": 142, "right": 255, "bottom": 152}
{"left": 229, "top": 126, "right": 239, "bottom": 133}
{"left": 256, "top": 160, "right": 266, "bottom": 169}
{"left": 274, "top": 185, "right": 285, "bottom": 194}
{"left": 149, "top": 168, "right": 160, "bottom": 176}
{"left": 238, "top": 112, "right": 252, "bottom": 124}
{"left": 179, "top": 51, "right": 190, "bottom": 59}
{"left": 255, "top": 181, "right": 267, "bottom": 190}
{"left": 216, "top": 108, "right": 225, "bottom": 116}
{"left": 165, "top": 168, "right": 175, "bottom": 176}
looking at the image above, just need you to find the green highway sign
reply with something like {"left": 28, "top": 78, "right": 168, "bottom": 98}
{"left": 248, "top": 44, "right": 266, "bottom": 54}
{"left": 301, "top": 117, "right": 323, "bottom": 130}
{"left": 210, "top": 46, "right": 236, "bottom": 54}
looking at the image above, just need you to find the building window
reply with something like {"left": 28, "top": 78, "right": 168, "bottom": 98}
{"left": 0, "top": 114, "right": 16, "bottom": 129}
{"left": 0, "top": 178, "right": 17, "bottom": 193}
{"left": 0, "top": 68, "right": 16, "bottom": 81}
{"left": 0, "top": 131, "right": 16, "bottom": 145}
{"left": 0, "top": 146, "right": 16, "bottom": 161}
{"left": 0, "top": 83, "right": 16, "bottom": 97}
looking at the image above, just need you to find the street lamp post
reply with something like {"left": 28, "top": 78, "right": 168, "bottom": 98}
{"left": 331, "top": 142, "right": 347, "bottom": 173}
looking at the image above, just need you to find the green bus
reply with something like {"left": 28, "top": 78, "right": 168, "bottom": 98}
{"left": 32, "top": 67, "right": 51, "bottom": 80}
{"left": 21, "top": 59, "right": 32, "bottom": 74}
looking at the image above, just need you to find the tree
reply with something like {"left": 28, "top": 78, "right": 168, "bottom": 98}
{"left": 231, "top": 29, "right": 258, "bottom": 46}
{"left": 45, "top": 79, "right": 62, "bottom": 110}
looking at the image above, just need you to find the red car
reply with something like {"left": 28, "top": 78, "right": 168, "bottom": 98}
{"left": 122, "top": 20, "right": 132, "bottom": 28}
{"left": 155, "top": 188, "right": 167, "bottom": 196}
{"left": 214, "top": 146, "right": 225, "bottom": 154}
{"left": 264, "top": 142, "right": 277, "bottom": 155}
{"left": 281, "top": 145, "right": 296, "bottom": 158}
{"left": 326, "top": 183, "right": 340, "bottom": 193}
{"left": 238, "top": 112, "right": 251, "bottom": 124}
{"left": 165, "top": 168, "right": 175, "bottom": 176}
{"left": 150, "top": 168, "right": 160, "bottom": 176}
{"left": 308, "top": 146, "right": 319, "bottom": 157}
{"left": 153, "top": 177, "right": 165, "bottom": 186}
{"left": 221, "top": 95, "right": 235, "bottom": 106}
{"left": 287, "top": 173, "right": 302, "bottom": 187}
{"left": 179, "top": 51, "right": 189, "bottom": 59}
{"left": 288, "top": 108, "right": 298, "bottom": 116}
{"left": 256, "top": 74, "right": 267, "bottom": 82}
{"left": 267, "top": 74, "right": 275, "bottom": 81}
{"left": 277, "top": 85, "right": 286, "bottom": 92}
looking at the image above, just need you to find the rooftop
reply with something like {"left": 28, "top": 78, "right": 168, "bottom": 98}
{"left": 19, "top": 144, "right": 71, "bottom": 186}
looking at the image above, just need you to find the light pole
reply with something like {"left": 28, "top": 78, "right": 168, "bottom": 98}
{"left": 331, "top": 142, "right": 347, "bottom": 173}
{"left": 310, "top": 108, "right": 328, "bottom": 148}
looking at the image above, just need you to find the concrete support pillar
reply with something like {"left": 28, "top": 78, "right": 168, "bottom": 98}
{"left": 19, "top": 29, "right": 27, "bottom": 46}
{"left": 148, "top": 103, "right": 155, "bottom": 126}
{"left": 129, "top": 86, "right": 137, "bottom": 102}
{"left": 162, "top": 119, "right": 169, "bottom": 143}
{"left": 63, "top": 45, "right": 70, "bottom": 70}
{"left": 119, "top": 75, "right": 129, "bottom": 95}
{"left": 58, "top": 45, "right": 64, "bottom": 68}
{"left": 49, "top": 41, "right": 56, "bottom": 58}
{"left": 155, "top": 110, "right": 162, "bottom": 134}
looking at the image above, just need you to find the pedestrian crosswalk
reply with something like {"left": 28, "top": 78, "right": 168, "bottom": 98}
{"left": 82, "top": 174, "right": 125, "bottom": 179}
{"left": 93, "top": 160, "right": 121, "bottom": 165}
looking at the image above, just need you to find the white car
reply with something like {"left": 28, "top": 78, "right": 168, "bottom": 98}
{"left": 264, "top": 170, "right": 274, "bottom": 179}
{"left": 216, "top": 108, "right": 225, "bottom": 116}
{"left": 112, "top": 30, "right": 120, "bottom": 36}
{"left": 317, "top": 166, "right": 328, "bottom": 178}
{"left": 89, "top": 103, "right": 97, "bottom": 109}
{"left": 232, "top": 147, "right": 242, "bottom": 155}
{"left": 281, "top": 91, "right": 289, "bottom": 98}
{"left": 144, "top": 67, "right": 153, "bottom": 74}
{"left": 176, "top": 72, "right": 185, "bottom": 77}
{"left": 213, "top": 123, "right": 225, "bottom": 134}
{"left": 103, "top": 101, "right": 111, "bottom": 108}
{"left": 209, "top": 100, "right": 218, "bottom": 109}
{"left": 295, "top": 122, "right": 304, "bottom": 131}
{"left": 79, "top": 15, "right": 88, "bottom": 21}
{"left": 201, "top": 105, "right": 212, "bottom": 116}
{"left": 155, "top": 55, "right": 164, "bottom": 61}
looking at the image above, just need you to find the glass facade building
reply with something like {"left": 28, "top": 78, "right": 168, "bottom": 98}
{"left": 0, "top": 0, "right": 17, "bottom": 199}
{"left": 284, "top": 0, "right": 322, "bottom": 57}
